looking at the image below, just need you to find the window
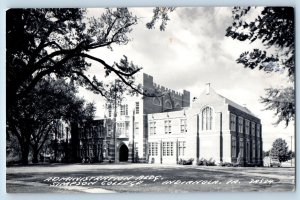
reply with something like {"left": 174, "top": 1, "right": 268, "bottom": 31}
{"left": 165, "top": 100, "right": 172, "bottom": 109}
{"left": 202, "top": 107, "right": 213, "bottom": 130}
{"left": 180, "top": 119, "right": 187, "bottom": 133}
{"left": 135, "top": 142, "right": 138, "bottom": 150}
{"left": 252, "top": 140, "right": 256, "bottom": 159}
{"left": 178, "top": 141, "right": 186, "bottom": 156}
{"left": 232, "top": 136, "right": 237, "bottom": 158}
{"left": 107, "top": 124, "right": 112, "bottom": 136}
{"left": 162, "top": 142, "right": 173, "bottom": 156}
{"left": 239, "top": 138, "right": 244, "bottom": 158}
{"left": 116, "top": 122, "right": 125, "bottom": 136}
{"left": 99, "top": 126, "right": 103, "bottom": 138}
{"left": 245, "top": 120, "right": 250, "bottom": 135}
{"left": 135, "top": 102, "right": 140, "bottom": 114}
{"left": 164, "top": 120, "right": 172, "bottom": 134}
{"left": 149, "top": 142, "right": 158, "bottom": 156}
{"left": 230, "top": 114, "right": 236, "bottom": 131}
{"left": 257, "top": 124, "right": 260, "bottom": 138}
{"left": 120, "top": 105, "right": 127, "bottom": 116}
{"left": 238, "top": 117, "right": 243, "bottom": 133}
{"left": 153, "top": 97, "right": 161, "bottom": 106}
{"left": 125, "top": 121, "right": 129, "bottom": 136}
{"left": 108, "top": 106, "right": 112, "bottom": 118}
{"left": 134, "top": 122, "right": 139, "bottom": 135}
{"left": 150, "top": 121, "right": 156, "bottom": 135}
{"left": 257, "top": 141, "right": 261, "bottom": 158}
{"left": 251, "top": 122, "right": 255, "bottom": 136}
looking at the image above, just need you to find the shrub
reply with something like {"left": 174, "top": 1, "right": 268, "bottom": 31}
{"left": 221, "top": 162, "right": 233, "bottom": 167}
{"left": 206, "top": 158, "right": 216, "bottom": 166}
{"left": 178, "top": 158, "right": 194, "bottom": 165}
{"left": 197, "top": 158, "right": 216, "bottom": 166}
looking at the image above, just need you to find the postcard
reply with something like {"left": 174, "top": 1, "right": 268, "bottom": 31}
{"left": 6, "top": 7, "right": 295, "bottom": 193}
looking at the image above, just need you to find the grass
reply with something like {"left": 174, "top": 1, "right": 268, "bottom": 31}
{"left": 6, "top": 164, "right": 295, "bottom": 193}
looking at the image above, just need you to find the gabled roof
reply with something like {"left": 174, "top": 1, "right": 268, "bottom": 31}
{"left": 195, "top": 84, "right": 257, "bottom": 117}
{"left": 218, "top": 94, "right": 257, "bottom": 117}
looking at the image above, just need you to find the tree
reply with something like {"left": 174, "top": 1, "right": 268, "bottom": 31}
{"left": 225, "top": 7, "right": 295, "bottom": 127}
{"left": 146, "top": 7, "right": 175, "bottom": 31}
{"left": 7, "top": 8, "right": 166, "bottom": 164}
{"left": 270, "top": 138, "right": 290, "bottom": 163}
{"left": 6, "top": 8, "right": 156, "bottom": 113}
{"left": 7, "top": 77, "right": 95, "bottom": 164}
{"left": 263, "top": 150, "right": 270, "bottom": 158}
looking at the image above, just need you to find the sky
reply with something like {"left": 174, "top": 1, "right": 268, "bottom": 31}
{"left": 79, "top": 7, "right": 295, "bottom": 152}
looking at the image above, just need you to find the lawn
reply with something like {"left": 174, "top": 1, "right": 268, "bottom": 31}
{"left": 6, "top": 163, "right": 295, "bottom": 193}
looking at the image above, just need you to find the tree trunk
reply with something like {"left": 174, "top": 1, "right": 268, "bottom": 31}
{"left": 32, "top": 147, "right": 39, "bottom": 163}
{"left": 21, "top": 144, "right": 29, "bottom": 165}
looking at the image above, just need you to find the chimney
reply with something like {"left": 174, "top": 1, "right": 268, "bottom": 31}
{"left": 206, "top": 83, "right": 211, "bottom": 95}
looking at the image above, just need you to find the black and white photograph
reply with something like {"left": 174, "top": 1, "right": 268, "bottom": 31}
{"left": 6, "top": 6, "right": 295, "bottom": 193}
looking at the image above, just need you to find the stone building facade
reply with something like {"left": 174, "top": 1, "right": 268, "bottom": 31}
{"left": 77, "top": 73, "right": 263, "bottom": 166}
{"left": 147, "top": 83, "right": 263, "bottom": 166}
{"left": 77, "top": 73, "right": 190, "bottom": 163}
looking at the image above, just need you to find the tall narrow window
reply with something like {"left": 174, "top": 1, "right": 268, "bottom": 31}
{"left": 251, "top": 122, "right": 255, "bottom": 136}
{"left": 257, "top": 124, "right": 260, "bottom": 138}
{"left": 149, "top": 143, "right": 157, "bottom": 156}
{"left": 239, "top": 138, "right": 244, "bottom": 158}
{"left": 230, "top": 114, "right": 236, "bottom": 131}
{"left": 120, "top": 105, "right": 124, "bottom": 116}
{"left": 238, "top": 117, "right": 243, "bottom": 133}
{"left": 170, "top": 142, "right": 173, "bottom": 156}
{"left": 155, "top": 142, "right": 158, "bottom": 156}
{"left": 120, "top": 105, "right": 128, "bottom": 116}
{"left": 150, "top": 121, "right": 156, "bottom": 135}
{"left": 134, "top": 122, "right": 139, "bottom": 136}
{"left": 125, "top": 121, "right": 129, "bottom": 136}
{"left": 245, "top": 120, "right": 250, "bottom": 135}
{"left": 252, "top": 140, "right": 256, "bottom": 159}
{"left": 162, "top": 142, "right": 173, "bottom": 156}
{"left": 135, "top": 102, "right": 140, "bottom": 114}
{"left": 178, "top": 141, "right": 186, "bottom": 156}
{"left": 232, "top": 136, "right": 237, "bottom": 158}
{"left": 257, "top": 141, "right": 261, "bottom": 158}
{"left": 164, "top": 120, "right": 171, "bottom": 134}
{"left": 162, "top": 142, "right": 166, "bottom": 156}
{"left": 108, "top": 106, "right": 112, "bottom": 118}
{"left": 202, "top": 107, "right": 213, "bottom": 130}
{"left": 180, "top": 119, "right": 187, "bottom": 133}
{"left": 126, "top": 104, "right": 128, "bottom": 115}
{"left": 107, "top": 124, "right": 112, "bottom": 137}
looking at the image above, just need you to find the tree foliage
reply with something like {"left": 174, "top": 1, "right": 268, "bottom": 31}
{"left": 6, "top": 8, "right": 153, "bottom": 112}
{"left": 7, "top": 77, "right": 95, "bottom": 164}
{"left": 260, "top": 87, "right": 295, "bottom": 126}
{"left": 146, "top": 7, "right": 175, "bottom": 31}
{"left": 270, "top": 138, "right": 291, "bottom": 163}
{"left": 6, "top": 8, "right": 167, "bottom": 164}
{"left": 226, "top": 7, "right": 295, "bottom": 126}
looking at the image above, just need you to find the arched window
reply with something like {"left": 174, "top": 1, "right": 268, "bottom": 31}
{"left": 202, "top": 107, "right": 213, "bottom": 130}
{"left": 165, "top": 100, "right": 172, "bottom": 109}
{"left": 153, "top": 97, "right": 161, "bottom": 106}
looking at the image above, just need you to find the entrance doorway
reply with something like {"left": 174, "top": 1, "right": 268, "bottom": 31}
{"left": 119, "top": 144, "right": 129, "bottom": 162}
